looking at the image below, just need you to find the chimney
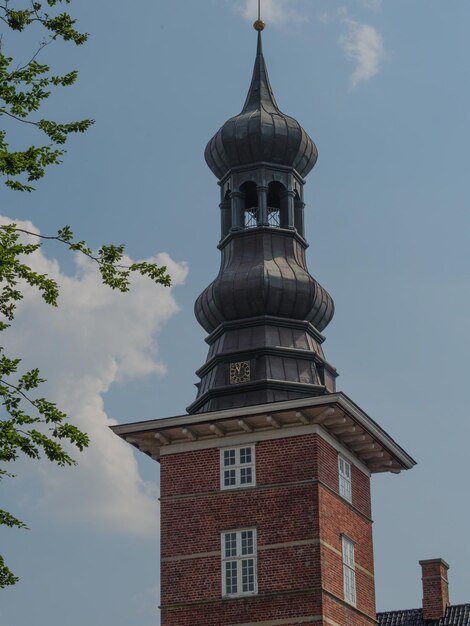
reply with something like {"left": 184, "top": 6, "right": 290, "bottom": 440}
{"left": 419, "top": 558, "right": 450, "bottom": 621}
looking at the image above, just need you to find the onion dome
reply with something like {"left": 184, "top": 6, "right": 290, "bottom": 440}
{"left": 204, "top": 32, "right": 318, "bottom": 180}
{"left": 195, "top": 229, "right": 334, "bottom": 335}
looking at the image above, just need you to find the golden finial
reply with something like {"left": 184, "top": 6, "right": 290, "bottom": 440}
{"left": 253, "top": 0, "right": 265, "bottom": 31}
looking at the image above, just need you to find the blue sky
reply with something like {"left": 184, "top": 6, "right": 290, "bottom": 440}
{"left": 1, "top": 1, "right": 470, "bottom": 624}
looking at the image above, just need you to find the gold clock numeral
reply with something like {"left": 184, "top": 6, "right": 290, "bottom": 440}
{"left": 230, "top": 361, "right": 250, "bottom": 384}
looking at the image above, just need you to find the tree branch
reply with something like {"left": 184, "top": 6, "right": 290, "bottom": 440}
{"left": 0, "top": 378, "right": 38, "bottom": 410}
{"left": 1, "top": 110, "right": 39, "bottom": 126}
{"left": 9, "top": 38, "right": 53, "bottom": 77}
{"left": 13, "top": 227, "right": 146, "bottom": 271}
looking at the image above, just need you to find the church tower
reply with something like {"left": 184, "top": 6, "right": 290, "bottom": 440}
{"left": 112, "top": 21, "right": 415, "bottom": 626}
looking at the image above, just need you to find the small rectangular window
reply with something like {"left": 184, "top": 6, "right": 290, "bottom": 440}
{"left": 342, "top": 535, "right": 356, "bottom": 606}
{"left": 221, "top": 445, "right": 255, "bottom": 489}
{"left": 338, "top": 455, "right": 352, "bottom": 503}
{"left": 221, "top": 529, "right": 257, "bottom": 597}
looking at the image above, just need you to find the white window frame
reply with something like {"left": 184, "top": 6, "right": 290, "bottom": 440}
{"left": 220, "top": 445, "right": 256, "bottom": 490}
{"left": 342, "top": 535, "right": 357, "bottom": 606}
{"left": 221, "top": 528, "right": 258, "bottom": 597}
{"left": 338, "top": 455, "right": 352, "bottom": 503}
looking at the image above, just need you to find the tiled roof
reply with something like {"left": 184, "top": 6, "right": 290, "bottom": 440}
{"left": 377, "top": 605, "right": 470, "bottom": 626}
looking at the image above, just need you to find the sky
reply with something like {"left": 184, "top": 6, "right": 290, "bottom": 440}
{"left": 1, "top": 0, "right": 470, "bottom": 624}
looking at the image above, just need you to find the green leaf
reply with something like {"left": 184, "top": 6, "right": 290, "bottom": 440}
{"left": 0, "top": 510, "right": 28, "bottom": 530}
{"left": 0, "top": 557, "right": 18, "bottom": 588}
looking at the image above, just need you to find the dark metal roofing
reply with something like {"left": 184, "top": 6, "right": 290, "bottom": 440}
{"left": 204, "top": 32, "right": 318, "bottom": 180}
{"left": 190, "top": 228, "right": 335, "bottom": 413}
{"left": 195, "top": 229, "right": 334, "bottom": 334}
{"left": 192, "top": 31, "right": 330, "bottom": 413}
{"left": 377, "top": 605, "right": 470, "bottom": 626}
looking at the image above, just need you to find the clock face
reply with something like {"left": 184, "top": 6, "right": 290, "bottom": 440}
{"left": 230, "top": 361, "right": 251, "bottom": 384}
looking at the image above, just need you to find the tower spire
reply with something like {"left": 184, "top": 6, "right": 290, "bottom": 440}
{"left": 242, "top": 29, "right": 278, "bottom": 113}
{"left": 190, "top": 28, "right": 335, "bottom": 414}
{"left": 205, "top": 33, "right": 318, "bottom": 181}
{"left": 254, "top": 0, "right": 265, "bottom": 32}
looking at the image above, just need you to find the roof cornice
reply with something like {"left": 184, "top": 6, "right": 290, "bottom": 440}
{"left": 110, "top": 393, "right": 416, "bottom": 473}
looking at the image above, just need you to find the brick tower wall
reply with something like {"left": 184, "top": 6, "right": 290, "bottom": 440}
{"left": 160, "top": 431, "right": 376, "bottom": 626}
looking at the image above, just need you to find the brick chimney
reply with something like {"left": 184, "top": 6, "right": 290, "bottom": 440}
{"left": 420, "top": 558, "right": 450, "bottom": 621}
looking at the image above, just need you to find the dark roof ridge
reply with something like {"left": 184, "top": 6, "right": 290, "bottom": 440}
{"left": 377, "top": 604, "right": 470, "bottom": 626}
{"left": 378, "top": 604, "right": 470, "bottom": 613}
{"left": 377, "top": 607, "right": 421, "bottom": 614}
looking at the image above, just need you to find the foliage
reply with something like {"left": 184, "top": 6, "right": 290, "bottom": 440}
{"left": 0, "top": 224, "right": 172, "bottom": 588}
{"left": 0, "top": 1, "right": 172, "bottom": 589}
{"left": 0, "top": 0, "right": 94, "bottom": 191}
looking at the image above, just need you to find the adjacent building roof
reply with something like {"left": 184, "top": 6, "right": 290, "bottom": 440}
{"left": 378, "top": 605, "right": 470, "bottom": 626}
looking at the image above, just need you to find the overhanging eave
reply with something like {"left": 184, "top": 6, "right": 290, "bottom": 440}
{"left": 110, "top": 392, "right": 416, "bottom": 473}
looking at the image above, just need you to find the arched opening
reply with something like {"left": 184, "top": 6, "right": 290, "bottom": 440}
{"left": 294, "top": 190, "right": 304, "bottom": 236}
{"left": 240, "top": 181, "right": 258, "bottom": 228}
{"left": 267, "top": 181, "right": 285, "bottom": 228}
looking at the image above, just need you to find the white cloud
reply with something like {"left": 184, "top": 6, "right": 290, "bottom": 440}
{"left": 1, "top": 216, "right": 188, "bottom": 537}
{"left": 237, "top": 0, "right": 306, "bottom": 25}
{"left": 338, "top": 12, "right": 384, "bottom": 88}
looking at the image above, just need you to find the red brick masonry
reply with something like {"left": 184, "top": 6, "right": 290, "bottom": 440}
{"left": 420, "top": 558, "right": 450, "bottom": 621}
{"left": 160, "top": 432, "right": 377, "bottom": 626}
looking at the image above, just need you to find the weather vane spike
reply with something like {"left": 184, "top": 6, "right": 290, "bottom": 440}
{"left": 253, "top": 0, "right": 265, "bottom": 31}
